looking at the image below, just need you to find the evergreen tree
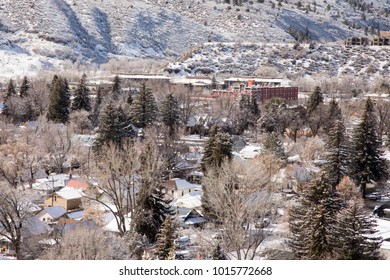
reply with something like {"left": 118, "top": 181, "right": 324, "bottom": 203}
{"left": 130, "top": 83, "right": 158, "bottom": 128}
{"left": 19, "top": 76, "right": 30, "bottom": 98}
{"left": 322, "top": 119, "right": 349, "bottom": 189}
{"left": 134, "top": 143, "right": 174, "bottom": 242}
{"left": 201, "top": 126, "right": 232, "bottom": 172}
{"left": 91, "top": 86, "right": 103, "bottom": 127}
{"left": 3, "top": 79, "right": 17, "bottom": 117}
{"left": 93, "top": 100, "right": 134, "bottom": 152}
{"left": 71, "top": 74, "right": 91, "bottom": 112}
{"left": 127, "top": 92, "right": 133, "bottom": 106}
{"left": 47, "top": 76, "right": 70, "bottom": 123}
{"left": 155, "top": 216, "right": 176, "bottom": 260}
{"left": 349, "top": 98, "right": 388, "bottom": 198}
{"left": 212, "top": 243, "right": 227, "bottom": 260}
{"left": 237, "top": 94, "right": 261, "bottom": 132}
{"left": 111, "top": 75, "right": 121, "bottom": 99}
{"left": 160, "top": 93, "right": 181, "bottom": 137}
{"left": 306, "top": 86, "right": 323, "bottom": 115}
{"left": 323, "top": 98, "right": 342, "bottom": 134}
{"left": 288, "top": 175, "right": 344, "bottom": 259}
{"left": 262, "top": 132, "right": 286, "bottom": 160}
{"left": 331, "top": 199, "right": 382, "bottom": 260}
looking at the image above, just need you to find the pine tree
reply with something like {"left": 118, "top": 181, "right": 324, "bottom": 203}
{"left": 91, "top": 86, "right": 103, "bottom": 127}
{"left": 130, "top": 83, "right": 158, "bottom": 128}
{"left": 155, "top": 216, "right": 176, "bottom": 260}
{"left": 201, "top": 126, "right": 232, "bottom": 171}
{"left": 111, "top": 75, "right": 121, "bottom": 99}
{"left": 19, "top": 76, "right": 30, "bottom": 98}
{"left": 288, "top": 175, "right": 344, "bottom": 259}
{"left": 322, "top": 119, "right": 349, "bottom": 189}
{"left": 3, "top": 79, "right": 17, "bottom": 117}
{"left": 349, "top": 98, "right": 388, "bottom": 198}
{"left": 93, "top": 100, "right": 134, "bottom": 152}
{"left": 323, "top": 98, "right": 342, "bottom": 134}
{"left": 212, "top": 243, "right": 227, "bottom": 260}
{"left": 71, "top": 74, "right": 91, "bottom": 112}
{"left": 134, "top": 143, "right": 174, "bottom": 242}
{"left": 263, "top": 132, "right": 286, "bottom": 160}
{"left": 160, "top": 93, "right": 181, "bottom": 137}
{"left": 47, "top": 76, "right": 71, "bottom": 123}
{"left": 306, "top": 86, "right": 323, "bottom": 115}
{"left": 331, "top": 199, "right": 382, "bottom": 260}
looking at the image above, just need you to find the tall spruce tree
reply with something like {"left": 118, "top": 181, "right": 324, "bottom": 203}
{"left": 306, "top": 86, "right": 323, "bottom": 115}
{"left": 91, "top": 86, "right": 103, "bottom": 127}
{"left": 161, "top": 93, "right": 181, "bottom": 137}
{"left": 323, "top": 98, "right": 342, "bottom": 134}
{"left": 111, "top": 74, "right": 121, "bottom": 99}
{"left": 201, "top": 126, "right": 232, "bottom": 172}
{"left": 71, "top": 74, "right": 91, "bottom": 112}
{"left": 331, "top": 199, "right": 382, "bottom": 260}
{"left": 155, "top": 216, "right": 176, "bottom": 260}
{"left": 322, "top": 119, "right": 349, "bottom": 189}
{"left": 262, "top": 132, "right": 286, "bottom": 160}
{"left": 133, "top": 142, "right": 174, "bottom": 242}
{"left": 130, "top": 83, "right": 158, "bottom": 128}
{"left": 349, "top": 98, "right": 388, "bottom": 198}
{"left": 3, "top": 79, "right": 17, "bottom": 117}
{"left": 47, "top": 76, "right": 71, "bottom": 123}
{"left": 93, "top": 100, "right": 134, "bottom": 152}
{"left": 19, "top": 76, "right": 30, "bottom": 98}
{"left": 288, "top": 175, "right": 344, "bottom": 259}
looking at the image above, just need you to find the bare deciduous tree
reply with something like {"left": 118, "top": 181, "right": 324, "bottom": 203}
{"left": 202, "top": 158, "right": 284, "bottom": 260}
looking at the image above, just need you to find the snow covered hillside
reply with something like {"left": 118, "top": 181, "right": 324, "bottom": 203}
{"left": 166, "top": 42, "right": 390, "bottom": 78}
{"left": 0, "top": 0, "right": 388, "bottom": 77}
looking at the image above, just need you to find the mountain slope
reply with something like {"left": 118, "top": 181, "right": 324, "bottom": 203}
{"left": 0, "top": 0, "right": 388, "bottom": 77}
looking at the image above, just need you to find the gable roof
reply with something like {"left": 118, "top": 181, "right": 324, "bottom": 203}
{"left": 43, "top": 206, "right": 66, "bottom": 219}
{"left": 166, "top": 178, "right": 198, "bottom": 191}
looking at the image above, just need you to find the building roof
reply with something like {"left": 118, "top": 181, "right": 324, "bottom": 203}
{"left": 66, "top": 210, "right": 85, "bottom": 220}
{"left": 56, "top": 188, "right": 84, "bottom": 200}
{"left": 239, "top": 144, "right": 263, "bottom": 159}
{"left": 66, "top": 179, "right": 90, "bottom": 191}
{"left": 166, "top": 178, "right": 198, "bottom": 191}
{"left": 171, "top": 190, "right": 202, "bottom": 209}
{"left": 43, "top": 206, "right": 67, "bottom": 219}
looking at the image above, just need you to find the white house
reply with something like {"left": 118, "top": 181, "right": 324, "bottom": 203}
{"left": 165, "top": 178, "right": 201, "bottom": 199}
{"left": 36, "top": 206, "right": 67, "bottom": 224}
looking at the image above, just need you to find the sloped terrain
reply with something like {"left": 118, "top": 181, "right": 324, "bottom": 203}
{"left": 0, "top": 0, "right": 388, "bottom": 77}
{"left": 166, "top": 42, "right": 390, "bottom": 78}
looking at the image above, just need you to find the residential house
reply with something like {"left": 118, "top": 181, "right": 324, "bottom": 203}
{"left": 36, "top": 206, "right": 67, "bottom": 224}
{"left": 44, "top": 188, "right": 83, "bottom": 211}
{"left": 165, "top": 178, "right": 201, "bottom": 199}
{"left": 174, "top": 207, "right": 207, "bottom": 227}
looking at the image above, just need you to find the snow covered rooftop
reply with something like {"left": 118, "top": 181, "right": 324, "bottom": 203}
{"left": 172, "top": 190, "right": 202, "bottom": 209}
{"left": 239, "top": 144, "right": 263, "bottom": 159}
{"left": 56, "top": 188, "right": 84, "bottom": 200}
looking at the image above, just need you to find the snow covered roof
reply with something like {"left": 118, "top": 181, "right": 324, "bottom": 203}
{"left": 56, "top": 188, "right": 84, "bottom": 200}
{"left": 172, "top": 190, "right": 202, "bottom": 209}
{"left": 239, "top": 144, "right": 263, "bottom": 159}
{"left": 185, "top": 217, "right": 207, "bottom": 225}
{"left": 43, "top": 206, "right": 66, "bottom": 219}
{"left": 104, "top": 214, "right": 131, "bottom": 233}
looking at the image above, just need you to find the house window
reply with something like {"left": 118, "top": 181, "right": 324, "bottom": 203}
{"left": 182, "top": 191, "right": 184, "bottom": 196}
{"left": 42, "top": 218, "right": 45, "bottom": 222}
{"left": 171, "top": 190, "right": 174, "bottom": 196}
